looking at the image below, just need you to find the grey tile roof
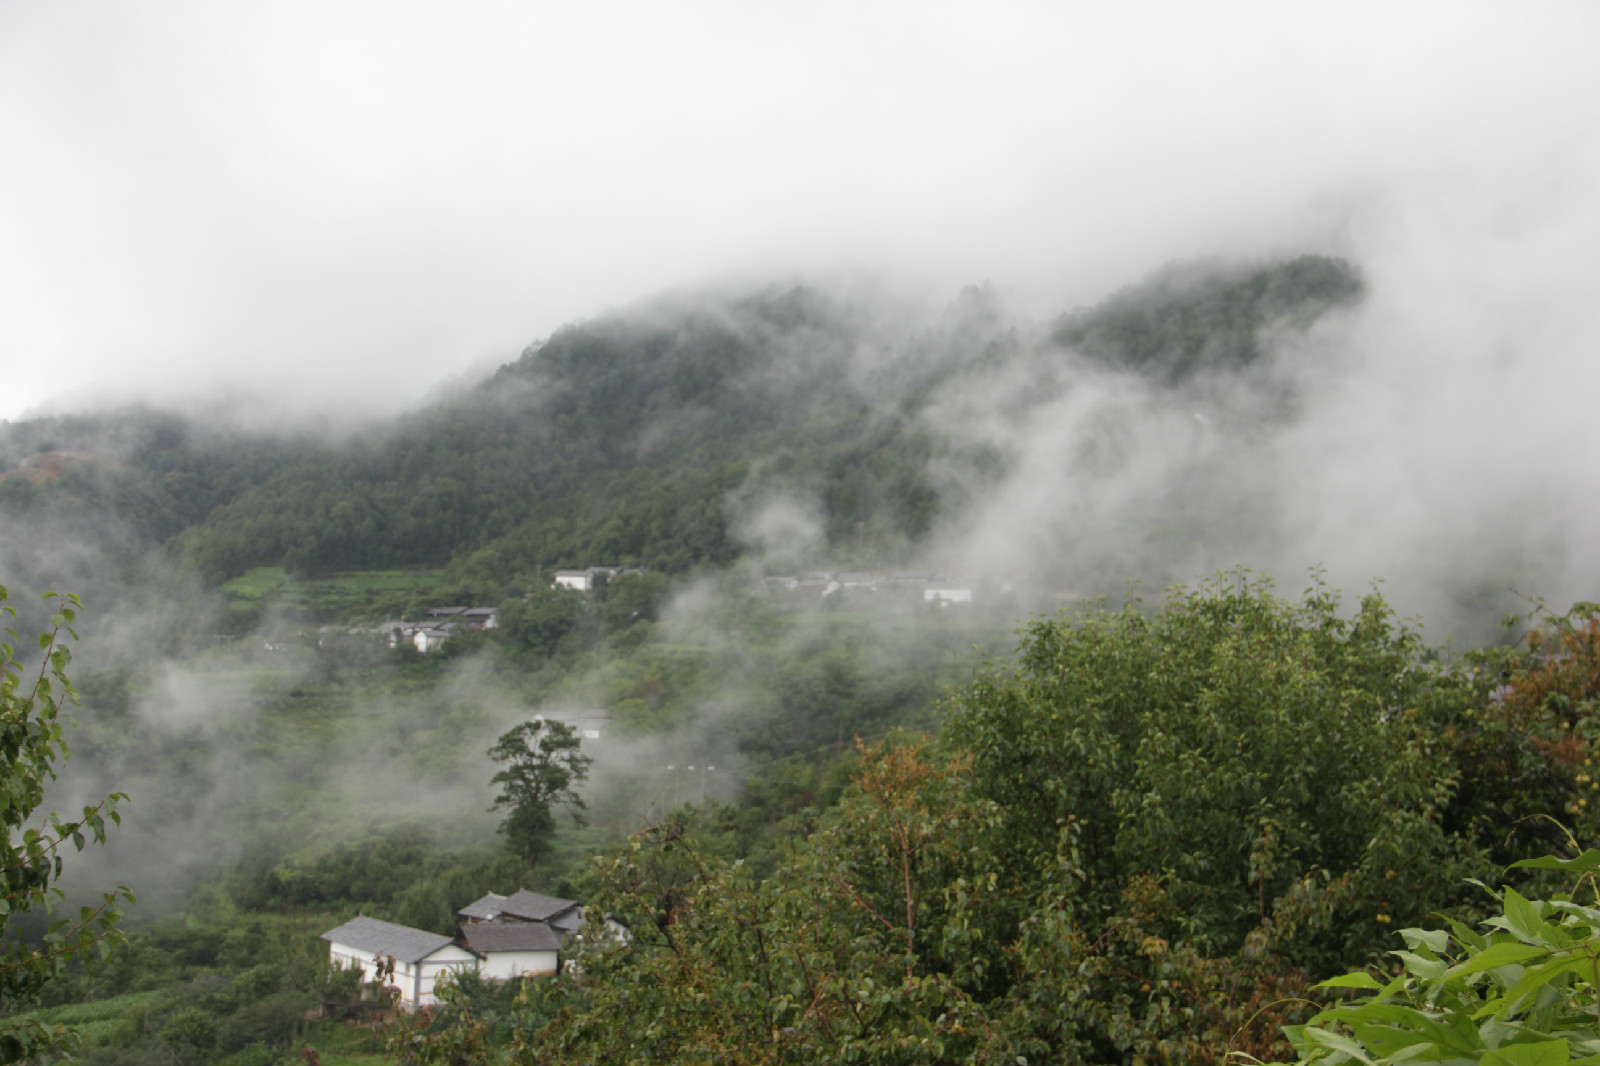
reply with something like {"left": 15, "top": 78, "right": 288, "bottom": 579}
{"left": 548, "top": 909, "right": 585, "bottom": 934}
{"left": 321, "top": 916, "right": 458, "bottom": 963}
{"left": 498, "top": 890, "right": 580, "bottom": 922}
{"left": 459, "top": 922, "right": 562, "bottom": 955}
{"left": 458, "top": 892, "right": 508, "bottom": 920}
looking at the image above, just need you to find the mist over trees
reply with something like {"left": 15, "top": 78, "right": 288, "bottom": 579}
{"left": 10, "top": 254, "right": 1600, "bottom": 1064}
{"left": 1, "top": 255, "right": 1367, "bottom": 614}
{"left": 417, "top": 578, "right": 1600, "bottom": 1066}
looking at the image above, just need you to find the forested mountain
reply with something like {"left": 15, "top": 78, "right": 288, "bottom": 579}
{"left": 0, "top": 254, "right": 1362, "bottom": 603}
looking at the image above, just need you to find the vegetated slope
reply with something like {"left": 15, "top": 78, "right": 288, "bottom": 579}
{"left": 0, "top": 410, "right": 315, "bottom": 630}
{"left": 1053, "top": 253, "right": 1361, "bottom": 383}
{"left": 4, "top": 255, "right": 1363, "bottom": 594}
{"left": 466, "top": 578, "right": 1594, "bottom": 1066}
{"left": 170, "top": 284, "right": 986, "bottom": 584}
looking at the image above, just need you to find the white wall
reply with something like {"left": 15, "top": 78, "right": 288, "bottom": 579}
{"left": 327, "top": 941, "right": 477, "bottom": 1009}
{"left": 413, "top": 946, "right": 479, "bottom": 1007}
{"left": 478, "top": 949, "right": 559, "bottom": 981}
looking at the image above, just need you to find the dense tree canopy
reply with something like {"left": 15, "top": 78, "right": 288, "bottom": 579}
{"left": 478, "top": 575, "right": 1593, "bottom": 1066}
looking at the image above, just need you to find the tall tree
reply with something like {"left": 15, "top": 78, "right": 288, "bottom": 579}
{"left": 487, "top": 720, "right": 592, "bottom": 864}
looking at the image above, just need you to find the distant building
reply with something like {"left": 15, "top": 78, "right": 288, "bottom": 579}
{"left": 458, "top": 889, "right": 585, "bottom": 933}
{"left": 412, "top": 625, "right": 454, "bottom": 654}
{"left": 551, "top": 570, "right": 595, "bottom": 591}
{"left": 924, "top": 578, "right": 975, "bottom": 605}
{"left": 551, "top": 566, "right": 645, "bottom": 592}
{"left": 458, "top": 922, "right": 561, "bottom": 980}
{"left": 321, "top": 916, "right": 477, "bottom": 1011}
{"left": 532, "top": 709, "right": 612, "bottom": 742}
{"left": 322, "top": 888, "right": 598, "bottom": 1008}
{"left": 374, "top": 606, "right": 499, "bottom": 654}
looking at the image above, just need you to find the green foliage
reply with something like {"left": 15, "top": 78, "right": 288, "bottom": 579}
{"left": 1053, "top": 255, "right": 1363, "bottom": 383}
{"left": 0, "top": 586, "right": 132, "bottom": 1062}
{"left": 530, "top": 741, "right": 1011, "bottom": 1066}
{"left": 498, "top": 587, "right": 586, "bottom": 663}
{"left": 488, "top": 721, "right": 593, "bottom": 864}
{"left": 1269, "top": 850, "right": 1600, "bottom": 1066}
{"left": 491, "top": 575, "right": 1600, "bottom": 1065}
{"left": 945, "top": 572, "right": 1484, "bottom": 970}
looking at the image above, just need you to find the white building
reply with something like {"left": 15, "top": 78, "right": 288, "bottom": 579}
{"left": 531, "top": 710, "right": 613, "bottom": 742}
{"left": 321, "top": 916, "right": 478, "bottom": 1010}
{"left": 550, "top": 566, "right": 644, "bottom": 592}
{"left": 458, "top": 922, "right": 562, "bottom": 980}
{"left": 924, "top": 582, "right": 974, "bottom": 605}
{"left": 551, "top": 570, "right": 595, "bottom": 591}
{"left": 412, "top": 625, "right": 454, "bottom": 654}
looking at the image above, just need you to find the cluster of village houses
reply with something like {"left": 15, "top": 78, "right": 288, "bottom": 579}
{"left": 554, "top": 564, "right": 989, "bottom": 603}
{"left": 762, "top": 569, "right": 978, "bottom": 604}
{"left": 321, "top": 889, "right": 609, "bottom": 1010}
{"left": 316, "top": 564, "right": 1008, "bottom": 659}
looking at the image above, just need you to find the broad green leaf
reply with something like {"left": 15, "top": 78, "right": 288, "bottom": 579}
{"left": 1514, "top": 851, "right": 1600, "bottom": 876}
{"left": 1447, "top": 942, "right": 1551, "bottom": 978}
{"left": 1317, "top": 1003, "right": 1437, "bottom": 1029}
{"left": 1504, "top": 890, "right": 1548, "bottom": 943}
{"left": 1449, "top": 918, "right": 1490, "bottom": 953}
{"left": 1547, "top": 901, "right": 1600, "bottom": 925}
{"left": 1317, "top": 972, "right": 1386, "bottom": 991}
{"left": 1303, "top": 1025, "right": 1377, "bottom": 1065}
{"left": 1393, "top": 951, "right": 1449, "bottom": 981}
{"left": 1401, "top": 928, "right": 1452, "bottom": 954}
{"left": 1482, "top": 1040, "right": 1570, "bottom": 1066}
{"left": 1356, "top": 1025, "right": 1434, "bottom": 1058}
{"left": 1499, "top": 953, "right": 1593, "bottom": 1011}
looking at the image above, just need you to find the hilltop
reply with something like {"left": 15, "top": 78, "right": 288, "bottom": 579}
{"left": 0, "top": 254, "right": 1363, "bottom": 624}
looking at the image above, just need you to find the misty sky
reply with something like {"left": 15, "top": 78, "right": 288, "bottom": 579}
{"left": 3, "top": 2, "right": 1598, "bottom": 423}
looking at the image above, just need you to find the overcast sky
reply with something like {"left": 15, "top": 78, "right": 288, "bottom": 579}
{"left": 3, "top": 1, "right": 1597, "bottom": 423}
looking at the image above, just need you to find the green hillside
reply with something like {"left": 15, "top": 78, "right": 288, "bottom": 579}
{"left": 0, "top": 256, "right": 1364, "bottom": 617}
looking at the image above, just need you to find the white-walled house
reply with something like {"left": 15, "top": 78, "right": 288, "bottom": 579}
{"left": 412, "top": 625, "right": 454, "bottom": 654}
{"left": 551, "top": 570, "right": 595, "bottom": 591}
{"left": 530, "top": 710, "right": 612, "bottom": 743}
{"left": 458, "top": 922, "right": 562, "bottom": 980}
{"left": 323, "top": 889, "right": 607, "bottom": 1009}
{"left": 321, "top": 916, "right": 478, "bottom": 1011}
{"left": 550, "top": 566, "right": 644, "bottom": 593}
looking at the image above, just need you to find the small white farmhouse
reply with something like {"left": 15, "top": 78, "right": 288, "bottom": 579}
{"left": 412, "top": 626, "right": 454, "bottom": 654}
{"left": 321, "top": 916, "right": 477, "bottom": 1011}
{"left": 458, "top": 921, "right": 562, "bottom": 980}
{"left": 551, "top": 570, "right": 594, "bottom": 591}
